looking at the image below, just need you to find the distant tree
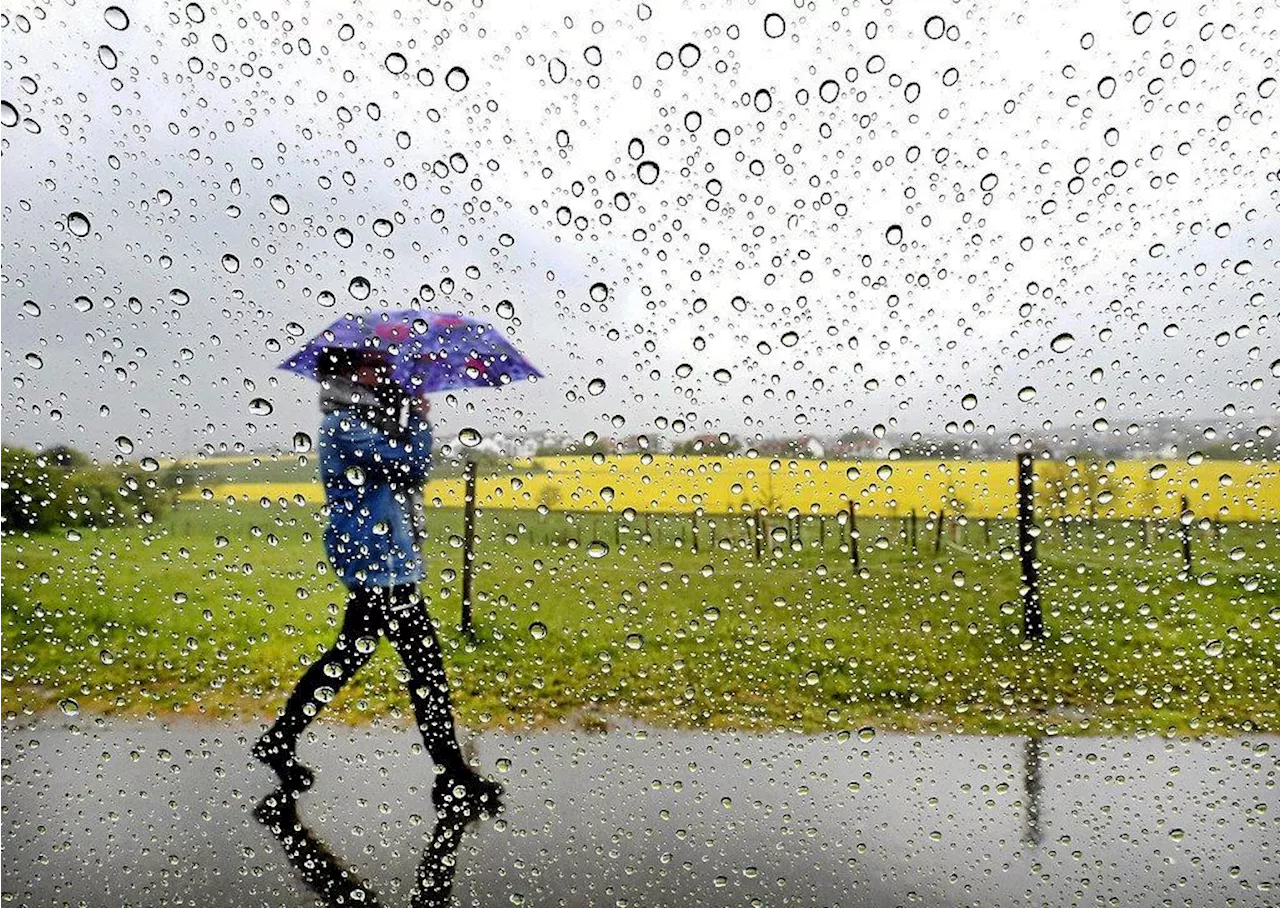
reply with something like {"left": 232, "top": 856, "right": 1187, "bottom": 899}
{"left": 47, "top": 444, "right": 90, "bottom": 469}
{"left": 673, "top": 434, "right": 740, "bottom": 456}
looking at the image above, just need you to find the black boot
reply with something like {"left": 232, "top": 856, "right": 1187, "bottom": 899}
{"left": 252, "top": 730, "right": 316, "bottom": 794}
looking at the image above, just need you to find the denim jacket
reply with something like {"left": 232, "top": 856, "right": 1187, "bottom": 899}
{"left": 318, "top": 409, "right": 432, "bottom": 589}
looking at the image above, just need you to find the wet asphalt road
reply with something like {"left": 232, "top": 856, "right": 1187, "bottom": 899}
{"left": 2, "top": 715, "right": 1275, "bottom": 907}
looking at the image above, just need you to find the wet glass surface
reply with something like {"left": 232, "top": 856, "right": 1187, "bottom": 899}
{"left": 3, "top": 715, "right": 1275, "bottom": 907}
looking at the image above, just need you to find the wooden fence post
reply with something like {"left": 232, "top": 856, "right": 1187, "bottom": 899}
{"left": 848, "top": 502, "right": 860, "bottom": 572}
{"left": 934, "top": 508, "right": 945, "bottom": 555}
{"left": 460, "top": 459, "right": 478, "bottom": 641}
{"left": 691, "top": 511, "right": 700, "bottom": 553}
{"left": 1180, "top": 494, "right": 1194, "bottom": 578}
{"left": 819, "top": 514, "right": 826, "bottom": 547}
{"left": 751, "top": 512, "right": 763, "bottom": 562}
{"left": 1018, "top": 452, "right": 1044, "bottom": 641}
{"left": 910, "top": 509, "right": 918, "bottom": 552}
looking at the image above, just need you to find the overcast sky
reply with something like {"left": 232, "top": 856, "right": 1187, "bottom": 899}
{"left": 2, "top": 0, "right": 1276, "bottom": 460}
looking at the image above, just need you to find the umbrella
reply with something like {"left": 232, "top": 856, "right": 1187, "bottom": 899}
{"left": 278, "top": 309, "right": 542, "bottom": 393}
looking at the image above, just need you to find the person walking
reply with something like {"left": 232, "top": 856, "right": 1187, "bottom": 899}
{"left": 254, "top": 346, "right": 502, "bottom": 816}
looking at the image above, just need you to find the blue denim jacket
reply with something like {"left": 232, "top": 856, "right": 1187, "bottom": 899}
{"left": 318, "top": 409, "right": 432, "bottom": 590}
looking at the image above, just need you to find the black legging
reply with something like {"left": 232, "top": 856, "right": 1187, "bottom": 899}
{"left": 269, "top": 583, "right": 467, "bottom": 773}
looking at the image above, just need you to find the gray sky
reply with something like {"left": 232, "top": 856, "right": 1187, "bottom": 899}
{"left": 2, "top": 0, "right": 1276, "bottom": 460}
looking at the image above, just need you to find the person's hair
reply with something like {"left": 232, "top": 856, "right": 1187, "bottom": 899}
{"left": 316, "top": 346, "right": 387, "bottom": 379}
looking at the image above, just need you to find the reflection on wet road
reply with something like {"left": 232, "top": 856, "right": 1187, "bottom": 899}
{"left": 3, "top": 716, "right": 1275, "bottom": 906}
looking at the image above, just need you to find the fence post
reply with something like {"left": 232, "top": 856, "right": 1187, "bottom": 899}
{"left": 910, "top": 509, "right": 918, "bottom": 552}
{"left": 460, "top": 459, "right": 478, "bottom": 641}
{"left": 691, "top": 511, "right": 700, "bottom": 553}
{"left": 751, "top": 512, "right": 764, "bottom": 562}
{"left": 933, "top": 508, "right": 945, "bottom": 555}
{"left": 1180, "top": 494, "right": 1194, "bottom": 578}
{"left": 848, "top": 502, "right": 860, "bottom": 572}
{"left": 1018, "top": 452, "right": 1044, "bottom": 641}
{"left": 819, "top": 514, "right": 826, "bottom": 547}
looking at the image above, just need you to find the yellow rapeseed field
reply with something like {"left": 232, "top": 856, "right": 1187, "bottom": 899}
{"left": 193, "top": 456, "right": 1279, "bottom": 522}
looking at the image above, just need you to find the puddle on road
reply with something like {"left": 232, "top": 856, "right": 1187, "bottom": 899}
{"left": 2, "top": 715, "right": 1275, "bottom": 906}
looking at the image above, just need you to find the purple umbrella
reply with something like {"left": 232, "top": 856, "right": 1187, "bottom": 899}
{"left": 278, "top": 309, "right": 542, "bottom": 393}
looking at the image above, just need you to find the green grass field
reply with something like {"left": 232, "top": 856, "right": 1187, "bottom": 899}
{"left": 2, "top": 500, "right": 1277, "bottom": 735}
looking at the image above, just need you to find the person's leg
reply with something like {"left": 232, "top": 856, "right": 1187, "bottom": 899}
{"left": 379, "top": 583, "right": 503, "bottom": 815}
{"left": 378, "top": 584, "right": 469, "bottom": 773}
{"left": 255, "top": 586, "right": 382, "bottom": 786}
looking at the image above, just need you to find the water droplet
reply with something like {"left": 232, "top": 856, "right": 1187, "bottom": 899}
{"left": 1202, "top": 639, "right": 1223, "bottom": 657}
{"left": 961, "top": 393, "right": 978, "bottom": 410}
{"left": 637, "top": 161, "right": 660, "bottom": 184}
{"left": 58, "top": 698, "right": 80, "bottom": 717}
{"left": 248, "top": 398, "right": 273, "bottom": 416}
{"left": 458, "top": 427, "right": 482, "bottom": 447}
{"left": 763, "top": 13, "right": 786, "bottom": 38}
{"left": 588, "top": 282, "right": 609, "bottom": 303}
{"left": 818, "top": 80, "right": 840, "bottom": 103}
{"left": 445, "top": 66, "right": 469, "bottom": 91}
{"left": 221, "top": 253, "right": 240, "bottom": 273}
{"left": 186, "top": 3, "right": 205, "bottom": 24}
{"left": 0, "top": 101, "right": 17, "bottom": 127}
{"left": 348, "top": 276, "right": 371, "bottom": 299}
{"left": 1050, "top": 332, "right": 1075, "bottom": 353}
{"left": 529, "top": 621, "right": 548, "bottom": 640}
{"left": 713, "top": 368, "right": 732, "bottom": 383}
{"left": 98, "top": 45, "right": 118, "bottom": 70}
{"left": 385, "top": 52, "right": 408, "bottom": 75}
{"left": 24, "top": 352, "right": 43, "bottom": 370}
{"left": 1098, "top": 76, "right": 1116, "bottom": 99}
{"left": 67, "top": 212, "right": 91, "bottom": 237}
{"left": 885, "top": 224, "right": 903, "bottom": 244}
{"left": 496, "top": 300, "right": 515, "bottom": 319}
{"left": 1260, "top": 78, "right": 1277, "bottom": 99}
{"left": 876, "top": 464, "right": 893, "bottom": 480}
{"left": 587, "top": 378, "right": 606, "bottom": 396}
{"left": 753, "top": 88, "right": 772, "bottom": 112}
{"left": 684, "top": 110, "right": 702, "bottom": 131}
{"left": 269, "top": 194, "right": 290, "bottom": 215}
{"left": 1018, "top": 386, "right": 1036, "bottom": 402}
{"left": 678, "top": 43, "right": 701, "bottom": 67}
{"left": 104, "top": 6, "right": 129, "bottom": 30}
{"left": 588, "top": 540, "right": 610, "bottom": 558}
{"left": 334, "top": 228, "right": 354, "bottom": 248}
{"left": 292, "top": 432, "right": 312, "bottom": 453}
{"left": 625, "top": 632, "right": 644, "bottom": 650}
{"left": 924, "top": 15, "right": 945, "bottom": 39}
{"left": 1132, "top": 11, "right": 1152, "bottom": 35}
{"left": 548, "top": 57, "right": 568, "bottom": 84}
{"left": 858, "top": 726, "right": 876, "bottom": 742}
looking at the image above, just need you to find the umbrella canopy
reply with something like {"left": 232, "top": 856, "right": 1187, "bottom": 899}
{"left": 278, "top": 309, "right": 542, "bottom": 394}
